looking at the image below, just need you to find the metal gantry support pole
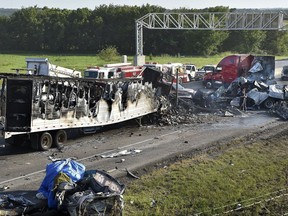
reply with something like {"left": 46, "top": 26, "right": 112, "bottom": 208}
{"left": 176, "top": 69, "right": 179, "bottom": 107}
{"left": 136, "top": 21, "right": 143, "bottom": 56}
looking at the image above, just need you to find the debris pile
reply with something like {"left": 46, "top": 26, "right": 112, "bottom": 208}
{"left": 0, "top": 194, "right": 35, "bottom": 215}
{"left": 193, "top": 78, "right": 288, "bottom": 112}
{"left": 0, "top": 159, "right": 125, "bottom": 216}
{"left": 271, "top": 101, "right": 288, "bottom": 120}
{"left": 157, "top": 97, "right": 222, "bottom": 126}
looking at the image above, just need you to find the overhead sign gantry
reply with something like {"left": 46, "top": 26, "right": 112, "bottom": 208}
{"left": 135, "top": 12, "right": 286, "bottom": 64}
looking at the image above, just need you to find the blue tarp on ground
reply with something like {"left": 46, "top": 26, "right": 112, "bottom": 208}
{"left": 38, "top": 159, "right": 85, "bottom": 209}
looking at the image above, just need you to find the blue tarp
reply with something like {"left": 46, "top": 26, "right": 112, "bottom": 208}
{"left": 38, "top": 159, "right": 85, "bottom": 209}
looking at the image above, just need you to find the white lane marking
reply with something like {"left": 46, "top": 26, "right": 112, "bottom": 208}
{"left": 0, "top": 130, "right": 180, "bottom": 185}
{"left": 0, "top": 170, "right": 45, "bottom": 185}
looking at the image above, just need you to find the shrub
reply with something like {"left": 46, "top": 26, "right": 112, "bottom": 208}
{"left": 98, "top": 46, "right": 119, "bottom": 61}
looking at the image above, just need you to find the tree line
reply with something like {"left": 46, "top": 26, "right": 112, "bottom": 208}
{"left": 0, "top": 5, "right": 288, "bottom": 56}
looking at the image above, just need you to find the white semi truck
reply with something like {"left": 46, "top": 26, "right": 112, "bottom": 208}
{"left": 0, "top": 67, "right": 167, "bottom": 150}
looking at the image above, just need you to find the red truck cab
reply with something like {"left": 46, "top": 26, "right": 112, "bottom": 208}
{"left": 203, "top": 54, "right": 254, "bottom": 88}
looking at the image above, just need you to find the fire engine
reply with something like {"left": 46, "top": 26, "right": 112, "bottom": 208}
{"left": 84, "top": 63, "right": 143, "bottom": 79}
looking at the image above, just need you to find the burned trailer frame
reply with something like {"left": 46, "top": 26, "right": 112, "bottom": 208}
{"left": 0, "top": 70, "right": 164, "bottom": 150}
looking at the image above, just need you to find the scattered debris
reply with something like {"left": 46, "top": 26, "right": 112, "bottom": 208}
{"left": 126, "top": 169, "right": 140, "bottom": 179}
{"left": 156, "top": 97, "right": 221, "bottom": 126}
{"left": 0, "top": 186, "right": 9, "bottom": 191}
{"left": 0, "top": 194, "right": 35, "bottom": 215}
{"left": 100, "top": 149, "right": 142, "bottom": 158}
{"left": 150, "top": 199, "right": 157, "bottom": 208}
{"left": 224, "top": 111, "right": 234, "bottom": 117}
{"left": 271, "top": 101, "right": 288, "bottom": 120}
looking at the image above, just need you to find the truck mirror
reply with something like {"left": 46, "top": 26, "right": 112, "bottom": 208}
{"left": 216, "top": 67, "right": 222, "bottom": 71}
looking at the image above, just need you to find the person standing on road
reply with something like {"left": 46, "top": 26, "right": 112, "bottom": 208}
{"left": 238, "top": 76, "right": 248, "bottom": 111}
{"left": 240, "top": 87, "right": 247, "bottom": 111}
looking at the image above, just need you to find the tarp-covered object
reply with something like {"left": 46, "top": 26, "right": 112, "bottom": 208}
{"left": 37, "top": 159, "right": 86, "bottom": 209}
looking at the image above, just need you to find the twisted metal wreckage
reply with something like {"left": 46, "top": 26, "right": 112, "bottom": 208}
{"left": 0, "top": 67, "right": 170, "bottom": 150}
{"left": 193, "top": 79, "right": 288, "bottom": 119}
{"left": 192, "top": 55, "right": 288, "bottom": 119}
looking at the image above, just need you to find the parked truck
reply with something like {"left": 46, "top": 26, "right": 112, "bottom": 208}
{"left": 25, "top": 58, "right": 82, "bottom": 78}
{"left": 0, "top": 67, "right": 166, "bottom": 151}
{"left": 162, "top": 63, "right": 191, "bottom": 83}
{"left": 183, "top": 64, "right": 197, "bottom": 81}
{"left": 203, "top": 54, "right": 275, "bottom": 89}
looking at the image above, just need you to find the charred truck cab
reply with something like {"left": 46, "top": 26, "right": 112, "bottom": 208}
{"left": 0, "top": 68, "right": 166, "bottom": 151}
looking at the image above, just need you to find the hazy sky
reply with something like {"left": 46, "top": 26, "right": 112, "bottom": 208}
{"left": 2, "top": 0, "right": 287, "bottom": 10}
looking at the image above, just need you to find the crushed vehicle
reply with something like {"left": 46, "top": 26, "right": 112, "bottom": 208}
{"left": 168, "top": 82, "right": 195, "bottom": 99}
{"left": 203, "top": 54, "right": 275, "bottom": 89}
{"left": 194, "top": 76, "right": 288, "bottom": 110}
{"left": 0, "top": 66, "right": 169, "bottom": 151}
{"left": 247, "top": 84, "right": 288, "bottom": 109}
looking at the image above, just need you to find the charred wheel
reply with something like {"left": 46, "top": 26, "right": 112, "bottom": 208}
{"left": 263, "top": 97, "right": 275, "bottom": 109}
{"left": 53, "top": 130, "right": 67, "bottom": 149}
{"left": 39, "top": 132, "right": 53, "bottom": 151}
{"left": 205, "top": 80, "right": 213, "bottom": 89}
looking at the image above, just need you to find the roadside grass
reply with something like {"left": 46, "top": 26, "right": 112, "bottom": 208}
{"left": 0, "top": 52, "right": 132, "bottom": 73}
{"left": 124, "top": 135, "right": 288, "bottom": 215}
{"left": 0, "top": 52, "right": 232, "bottom": 74}
{"left": 0, "top": 52, "right": 285, "bottom": 74}
{"left": 148, "top": 52, "right": 232, "bottom": 67}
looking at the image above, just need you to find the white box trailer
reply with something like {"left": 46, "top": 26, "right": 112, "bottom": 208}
{"left": 26, "top": 58, "right": 82, "bottom": 78}
{"left": 0, "top": 68, "right": 166, "bottom": 151}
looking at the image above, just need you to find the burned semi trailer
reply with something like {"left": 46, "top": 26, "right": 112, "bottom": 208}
{"left": 0, "top": 69, "right": 166, "bottom": 150}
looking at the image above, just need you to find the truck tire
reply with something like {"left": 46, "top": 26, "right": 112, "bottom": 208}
{"left": 53, "top": 130, "right": 67, "bottom": 149}
{"left": 263, "top": 98, "right": 275, "bottom": 109}
{"left": 39, "top": 132, "right": 53, "bottom": 151}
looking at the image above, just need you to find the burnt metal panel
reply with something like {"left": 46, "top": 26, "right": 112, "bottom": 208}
{"left": 6, "top": 79, "right": 33, "bottom": 131}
